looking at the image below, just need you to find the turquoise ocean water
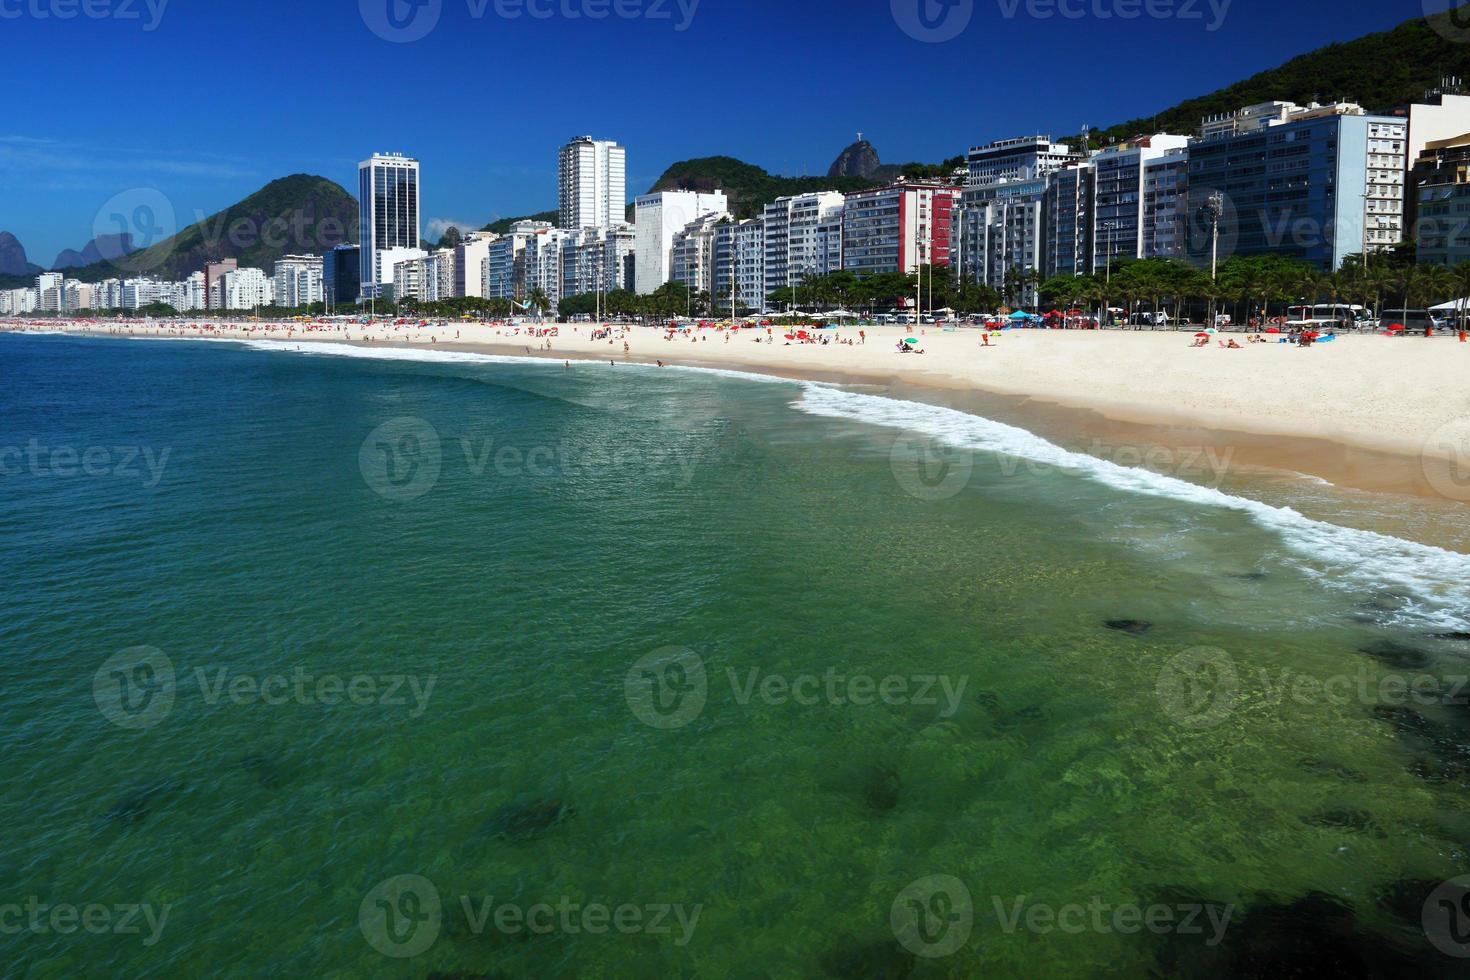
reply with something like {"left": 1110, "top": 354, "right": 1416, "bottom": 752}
{"left": 3, "top": 331, "right": 1470, "bottom": 977}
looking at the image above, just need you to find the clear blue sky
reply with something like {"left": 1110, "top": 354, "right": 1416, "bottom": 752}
{"left": 0, "top": 0, "right": 1446, "bottom": 266}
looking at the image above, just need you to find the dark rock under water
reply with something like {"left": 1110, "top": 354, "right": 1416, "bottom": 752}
{"left": 482, "top": 799, "right": 572, "bottom": 842}
{"left": 820, "top": 939, "right": 915, "bottom": 979}
{"left": 1105, "top": 619, "right": 1154, "bottom": 636}
{"left": 101, "top": 779, "right": 184, "bottom": 825}
{"left": 860, "top": 766, "right": 901, "bottom": 813}
{"left": 1154, "top": 890, "right": 1440, "bottom": 977}
{"left": 1296, "top": 758, "right": 1369, "bottom": 783}
{"left": 1358, "top": 640, "right": 1432, "bottom": 670}
{"left": 1301, "top": 808, "right": 1387, "bottom": 838}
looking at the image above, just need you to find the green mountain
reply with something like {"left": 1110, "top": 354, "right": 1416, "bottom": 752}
{"left": 61, "top": 174, "right": 358, "bottom": 283}
{"left": 1078, "top": 10, "right": 1470, "bottom": 146}
{"left": 481, "top": 211, "right": 559, "bottom": 234}
{"left": 647, "top": 156, "right": 893, "bottom": 218}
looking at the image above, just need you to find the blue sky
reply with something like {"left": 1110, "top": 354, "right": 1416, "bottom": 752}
{"left": 0, "top": 0, "right": 1449, "bottom": 266}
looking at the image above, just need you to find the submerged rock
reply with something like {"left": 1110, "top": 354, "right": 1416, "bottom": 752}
{"left": 1156, "top": 890, "right": 1436, "bottom": 977}
{"left": 240, "top": 753, "right": 287, "bottom": 789}
{"left": 1374, "top": 879, "right": 1444, "bottom": 928}
{"left": 1358, "top": 640, "right": 1432, "bottom": 670}
{"left": 860, "top": 766, "right": 901, "bottom": 813}
{"left": 101, "top": 779, "right": 183, "bottom": 825}
{"left": 820, "top": 939, "right": 916, "bottom": 978}
{"left": 1296, "top": 758, "right": 1368, "bottom": 783}
{"left": 482, "top": 799, "right": 572, "bottom": 842}
{"left": 1105, "top": 619, "right": 1154, "bottom": 636}
{"left": 1301, "top": 809, "right": 1387, "bottom": 838}
{"left": 1433, "top": 632, "right": 1470, "bottom": 642}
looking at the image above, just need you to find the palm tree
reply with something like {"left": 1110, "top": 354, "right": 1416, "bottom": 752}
{"left": 1450, "top": 262, "right": 1470, "bottom": 330}
{"left": 526, "top": 285, "right": 551, "bottom": 320}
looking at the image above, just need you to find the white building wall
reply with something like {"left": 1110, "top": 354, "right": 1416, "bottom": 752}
{"left": 634, "top": 191, "right": 728, "bottom": 294}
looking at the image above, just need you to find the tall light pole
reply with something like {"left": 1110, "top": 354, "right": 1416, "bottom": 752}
{"left": 1100, "top": 220, "right": 1116, "bottom": 325}
{"left": 1206, "top": 191, "right": 1224, "bottom": 327}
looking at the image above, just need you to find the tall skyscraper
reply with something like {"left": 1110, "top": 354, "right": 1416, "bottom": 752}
{"left": 559, "top": 137, "right": 626, "bottom": 231}
{"left": 358, "top": 152, "right": 421, "bottom": 298}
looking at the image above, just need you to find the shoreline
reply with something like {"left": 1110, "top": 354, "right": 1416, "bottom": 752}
{"left": 5, "top": 318, "right": 1468, "bottom": 502}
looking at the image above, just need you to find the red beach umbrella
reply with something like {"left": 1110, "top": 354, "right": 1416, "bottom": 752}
{"left": 1387, "top": 324, "right": 1406, "bottom": 332}
{"left": 1265, "top": 327, "right": 1280, "bottom": 333}
{"left": 1194, "top": 332, "right": 1210, "bottom": 338}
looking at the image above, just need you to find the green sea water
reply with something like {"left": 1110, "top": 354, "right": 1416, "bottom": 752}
{"left": 3, "top": 332, "right": 1470, "bottom": 977}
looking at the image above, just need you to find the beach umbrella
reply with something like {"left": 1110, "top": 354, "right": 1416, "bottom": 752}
{"left": 1387, "top": 323, "right": 1406, "bottom": 332}
{"left": 1205, "top": 327, "right": 1218, "bottom": 335}
{"left": 1194, "top": 332, "right": 1210, "bottom": 338}
{"left": 1265, "top": 327, "right": 1281, "bottom": 334}
{"left": 904, "top": 337, "right": 920, "bottom": 345}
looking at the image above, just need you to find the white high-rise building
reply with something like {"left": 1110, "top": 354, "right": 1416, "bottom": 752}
{"left": 633, "top": 190, "right": 728, "bottom": 294}
{"left": 222, "top": 268, "right": 273, "bottom": 309}
{"left": 273, "top": 254, "right": 324, "bottom": 309}
{"left": 36, "top": 272, "right": 64, "bottom": 312}
{"left": 455, "top": 232, "right": 498, "bottom": 298}
{"left": 358, "top": 152, "right": 421, "bottom": 299}
{"left": 762, "top": 192, "right": 846, "bottom": 301}
{"left": 559, "top": 137, "right": 626, "bottom": 231}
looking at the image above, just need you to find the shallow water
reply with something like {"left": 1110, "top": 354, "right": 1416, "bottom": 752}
{"left": 2, "top": 332, "right": 1469, "bottom": 976}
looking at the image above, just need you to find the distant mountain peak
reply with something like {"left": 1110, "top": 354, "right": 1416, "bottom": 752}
{"left": 828, "top": 139, "right": 882, "bottom": 180}
{"left": 0, "top": 231, "right": 40, "bottom": 278}
{"left": 53, "top": 233, "right": 135, "bottom": 271}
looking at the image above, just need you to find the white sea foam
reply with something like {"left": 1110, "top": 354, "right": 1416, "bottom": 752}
{"left": 794, "top": 384, "right": 1470, "bottom": 626}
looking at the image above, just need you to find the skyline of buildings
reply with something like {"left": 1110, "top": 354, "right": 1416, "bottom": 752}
{"left": 14, "top": 86, "right": 1470, "bottom": 318}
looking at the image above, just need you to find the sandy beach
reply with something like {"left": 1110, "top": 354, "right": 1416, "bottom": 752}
{"left": 8, "top": 318, "right": 1470, "bottom": 498}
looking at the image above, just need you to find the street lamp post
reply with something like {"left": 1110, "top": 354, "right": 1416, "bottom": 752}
{"left": 1206, "top": 191, "right": 1224, "bottom": 328}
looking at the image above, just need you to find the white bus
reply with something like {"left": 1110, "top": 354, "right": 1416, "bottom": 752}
{"left": 1285, "top": 304, "right": 1373, "bottom": 329}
